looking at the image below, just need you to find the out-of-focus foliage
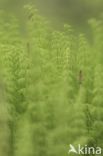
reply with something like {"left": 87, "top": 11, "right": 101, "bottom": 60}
{"left": 0, "top": 0, "right": 103, "bottom": 35}
{"left": 0, "top": 4, "right": 103, "bottom": 156}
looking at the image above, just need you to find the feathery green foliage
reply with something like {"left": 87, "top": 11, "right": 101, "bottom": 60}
{"left": 0, "top": 4, "right": 103, "bottom": 156}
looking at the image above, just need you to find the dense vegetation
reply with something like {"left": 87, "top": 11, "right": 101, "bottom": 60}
{"left": 0, "top": 5, "right": 103, "bottom": 156}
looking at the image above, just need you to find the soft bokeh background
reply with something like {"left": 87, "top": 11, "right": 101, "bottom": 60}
{"left": 0, "top": 0, "right": 103, "bottom": 35}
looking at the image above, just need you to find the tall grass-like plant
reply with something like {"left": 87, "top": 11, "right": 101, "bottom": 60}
{"left": 0, "top": 5, "right": 103, "bottom": 156}
{"left": 0, "top": 50, "right": 10, "bottom": 156}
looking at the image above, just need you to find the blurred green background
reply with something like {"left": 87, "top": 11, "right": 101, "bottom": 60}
{"left": 0, "top": 0, "right": 103, "bottom": 35}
